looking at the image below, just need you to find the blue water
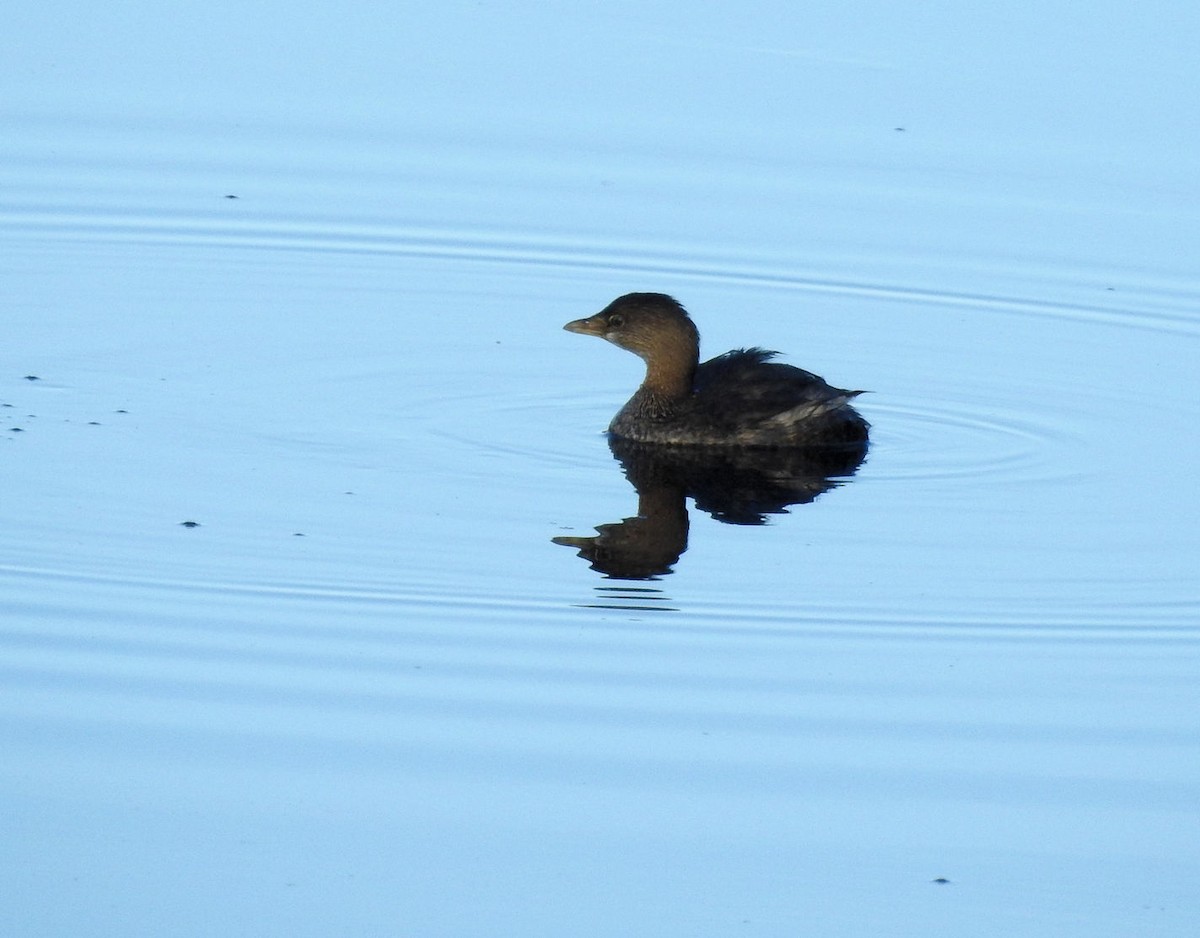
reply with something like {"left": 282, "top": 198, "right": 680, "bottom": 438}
{"left": 4, "top": 3, "right": 1199, "bottom": 936}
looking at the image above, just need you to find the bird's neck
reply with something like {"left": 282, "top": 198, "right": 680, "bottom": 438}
{"left": 640, "top": 346, "right": 696, "bottom": 400}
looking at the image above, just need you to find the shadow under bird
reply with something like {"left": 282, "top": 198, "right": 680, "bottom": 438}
{"left": 564, "top": 293, "right": 868, "bottom": 447}
{"left": 552, "top": 436, "right": 869, "bottom": 577}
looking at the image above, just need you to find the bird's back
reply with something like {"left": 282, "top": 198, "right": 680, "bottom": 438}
{"left": 681, "top": 348, "right": 868, "bottom": 446}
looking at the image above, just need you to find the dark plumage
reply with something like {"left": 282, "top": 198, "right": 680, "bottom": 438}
{"left": 564, "top": 293, "right": 868, "bottom": 447}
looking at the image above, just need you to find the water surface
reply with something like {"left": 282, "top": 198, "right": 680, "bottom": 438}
{"left": 3, "top": 2, "right": 1199, "bottom": 936}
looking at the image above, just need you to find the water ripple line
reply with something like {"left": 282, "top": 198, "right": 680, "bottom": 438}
{"left": 7, "top": 210, "right": 1199, "bottom": 337}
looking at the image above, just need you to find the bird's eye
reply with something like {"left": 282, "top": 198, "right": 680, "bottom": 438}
{"left": 608, "top": 314, "right": 624, "bottom": 328}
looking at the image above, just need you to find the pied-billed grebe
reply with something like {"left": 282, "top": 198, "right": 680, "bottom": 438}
{"left": 564, "top": 293, "right": 869, "bottom": 447}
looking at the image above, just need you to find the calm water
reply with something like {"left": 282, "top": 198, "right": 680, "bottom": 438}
{"left": 4, "top": 3, "right": 1199, "bottom": 936}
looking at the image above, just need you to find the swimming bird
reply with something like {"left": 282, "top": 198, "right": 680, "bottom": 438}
{"left": 564, "top": 293, "right": 868, "bottom": 447}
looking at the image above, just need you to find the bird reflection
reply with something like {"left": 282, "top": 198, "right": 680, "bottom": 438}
{"left": 554, "top": 437, "right": 867, "bottom": 585}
